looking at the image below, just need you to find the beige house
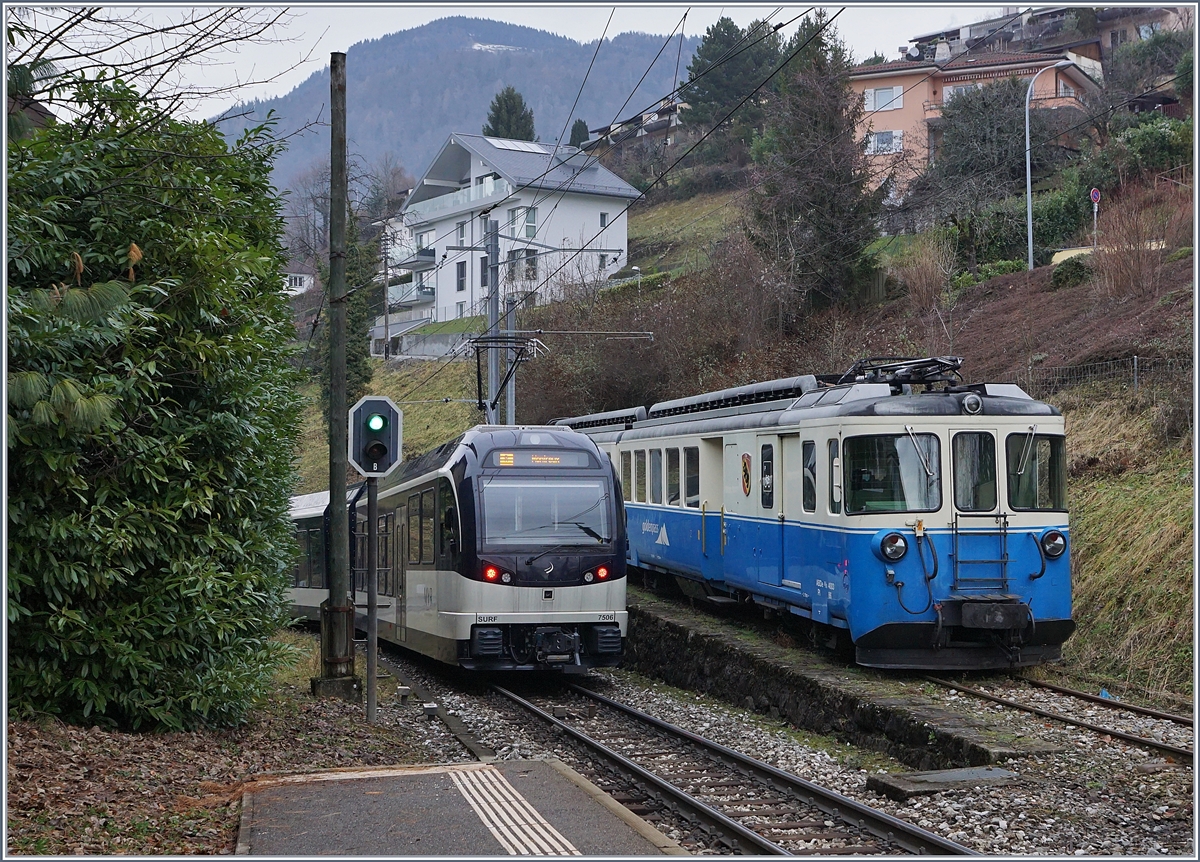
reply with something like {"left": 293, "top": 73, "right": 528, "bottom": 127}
{"left": 849, "top": 48, "right": 1101, "bottom": 191}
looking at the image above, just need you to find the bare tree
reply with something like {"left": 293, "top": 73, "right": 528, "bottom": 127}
{"left": 6, "top": 6, "right": 311, "bottom": 120}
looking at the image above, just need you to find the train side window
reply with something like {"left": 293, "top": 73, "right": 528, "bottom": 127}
{"left": 684, "top": 446, "right": 700, "bottom": 508}
{"left": 407, "top": 493, "right": 421, "bottom": 563}
{"left": 953, "top": 432, "right": 997, "bottom": 511}
{"left": 620, "top": 451, "right": 632, "bottom": 502}
{"left": 635, "top": 450, "right": 647, "bottom": 502}
{"left": 420, "top": 488, "right": 435, "bottom": 563}
{"left": 802, "top": 441, "right": 816, "bottom": 512}
{"left": 438, "top": 477, "right": 459, "bottom": 567}
{"left": 650, "top": 449, "right": 663, "bottom": 504}
{"left": 828, "top": 439, "right": 841, "bottom": 515}
{"left": 667, "top": 448, "right": 681, "bottom": 505}
{"left": 760, "top": 444, "right": 774, "bottom": 509}
{"left": 377, "top": 512, "right": 391, "bottom": 595}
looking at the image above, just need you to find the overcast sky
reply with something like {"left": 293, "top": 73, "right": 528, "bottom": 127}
{"left": 187, "top": 3, "right": 1001, "bottom": 119}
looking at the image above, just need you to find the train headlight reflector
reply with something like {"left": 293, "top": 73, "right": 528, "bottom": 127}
{"left": 597, "top": 566, "right": 609, "bottom": 580}
{"left": 1041, "top": 530, "right": 1066, "bottom": 558}
{"left": 583, "top": 572, "right": 594, "bottom": 583}
{"left": 880, "top": 532, "right": 908, "bottom": 561}
{"left": 484, "top": 565, "right": 500, "bottom": 581}
{"left": 963, "top": 393, "right": 983, "bottom": 415}
{"left": 501, "top": 572, "right": 512, "bottom": 584}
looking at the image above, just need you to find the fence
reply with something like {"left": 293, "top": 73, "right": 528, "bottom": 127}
{"left": 1001, "top": 355, "right": 1193, "bottom": 401}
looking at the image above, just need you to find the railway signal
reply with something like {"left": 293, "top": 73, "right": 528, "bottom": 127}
{"left": 349, "top": 395, "right": 402, "bottom": 477}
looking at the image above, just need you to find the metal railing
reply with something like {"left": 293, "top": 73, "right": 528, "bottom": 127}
{"left": 1001, "top": 355, "right": 1193, "bottom": 400}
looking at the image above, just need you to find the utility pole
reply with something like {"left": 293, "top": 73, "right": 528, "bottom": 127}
{"left": 380, "top": 225, "right": 390, "bottom": 361}
{"left": 505, "top": 295, "right": 517, "bottom": 424}
{"left": 485, "top": 218, "right": 500, "bottom": 423}
{"left": 313, "top": 51, "right": 360, "bottom": 702}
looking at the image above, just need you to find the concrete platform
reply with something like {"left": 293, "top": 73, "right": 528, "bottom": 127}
{"left": 236, "top": 758, "right": 685, "bottom": 856}
{"left": 866, "top": 766, "right": 1020, "bottom": 801}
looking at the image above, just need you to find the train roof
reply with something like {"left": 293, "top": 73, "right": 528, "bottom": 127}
{"left": 555, "top": 357, "right": 1061, "bottom": 442}
{"left": 289, "top": 486, "right": 362, "bottom": 520}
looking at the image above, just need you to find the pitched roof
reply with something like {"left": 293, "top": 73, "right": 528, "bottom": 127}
{"left": 852, "top": 51, "right": 1070, "bottom": 77}
{"left": 408, "top": 134, "right": 640, "bottom": 210}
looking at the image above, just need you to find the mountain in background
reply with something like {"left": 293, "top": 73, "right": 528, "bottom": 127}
{"left": 216, "top": 16, "right": 699, "bottom": 191}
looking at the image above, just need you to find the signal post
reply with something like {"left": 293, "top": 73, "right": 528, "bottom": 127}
{"left": 348, "top": 396, "right": 402, "bottom": 723}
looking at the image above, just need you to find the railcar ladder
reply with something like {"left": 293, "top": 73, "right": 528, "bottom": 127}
{"left": 950, "top": 511, "right": 1010, "bottom": 593}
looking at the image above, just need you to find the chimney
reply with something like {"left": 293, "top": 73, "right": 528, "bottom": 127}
{"left": 934, "top": 40, "right": 951, "bottom": 65}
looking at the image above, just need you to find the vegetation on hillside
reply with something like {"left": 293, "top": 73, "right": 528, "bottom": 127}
{"left": 7, "top": 79, "right": 301, "bottom": 730}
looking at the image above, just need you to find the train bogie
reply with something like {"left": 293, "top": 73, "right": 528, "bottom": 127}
{"left": 289, "top": 425, "right": 627, "bottom": 672}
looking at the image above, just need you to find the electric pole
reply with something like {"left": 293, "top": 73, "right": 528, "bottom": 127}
{"left": 485, "top": 218, "right": 500, "bottom": 423}
{"left": 505, "top": 295, "right": 517, "bottom": 424}
{"left": 313, "top": 51, "right": 360, "bottom": 702}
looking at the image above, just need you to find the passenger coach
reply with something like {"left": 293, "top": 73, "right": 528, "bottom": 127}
{"left": 556, "top": 357, "right": 1075, "bottom": 670}
{"left": 291, "top": 425, "right": 627, "bottom": 671}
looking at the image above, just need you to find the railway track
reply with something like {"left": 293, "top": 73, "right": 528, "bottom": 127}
{"left": 925, "top": 676, "right": 1195, "bottom": 761}
{"left": 491, "top": 682, "right": 977, "bottom": 856}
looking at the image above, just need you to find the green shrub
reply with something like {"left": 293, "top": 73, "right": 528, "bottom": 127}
{"left": 6, "top": 79, "right": 302, "bottom": 730}
{"left": 1166, "top": 246, "right": 1193, "bottom": 263}
{"left": 978, "top": 259, "right": 1026, "bottom": 280}
{"left": 1050, "top": 255, "right": 1095, "bottom": 290}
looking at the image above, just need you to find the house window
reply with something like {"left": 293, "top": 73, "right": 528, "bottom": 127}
{"left": 456, "top": 260, "right": 466, "bottom": 291}
{"left": 417, "top": 230, "right": 433, "bottom": 250}
{"left": 287, "top": 274, "right": 306, "bottom": 290}
{"left": 1058, "top": 80, "right": 1076, "bottom": 98}
{"left": 456, "top": 301, "right": 465, "bottom": 318}
{"left": 456, "top": 221, "right": 466, "bottom": 244}
{"left": 1138, "top": 22, "right": 1160, "bottom": 40}
{"left": 524, "top": 248, "right": 537, "bottom": 280}
{"left": 524, "top": 206, "right": 537, "bottom": 239}
{"left": 864, "top": 86, "right": 902, "bottom": 111}
{"left": 599, "top": 212, "right": 608, "bottom": 228}
{"left": 508, "top": 207, "right": 521, "bottom": 238}
{"left": 866, "top": 130, "right": 902, "bottom": 154}
{"left": 599, "top": 254, "right": 607, "bottom": 270}
{"left": 945, "top": 83, "right": 979, "bottom": 102}
{"left": 507, "top": 249, "right": 521, "bottom": 280}
{"left": 480, "top": 255, "right": 489, "bottom": 287}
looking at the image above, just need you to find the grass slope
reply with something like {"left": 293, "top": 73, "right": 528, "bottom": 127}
{"left": 626, "top": 190, "right": 740, "bottom": 274}
{"left": 293, "top": 359, "right": 484, "bottom": 495}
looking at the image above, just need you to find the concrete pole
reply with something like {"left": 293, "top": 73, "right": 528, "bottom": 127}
{"left": 314, "top": 51, "right": 359, "bottom": 700}
{"left": 505, "top": 295, "right": 517, "bottom": 425}
{"left": 1026, "top": 61, "right": 1072, "bottom": 271}
{"left": 486, "top": 219, "right": 500, "bottom": 424}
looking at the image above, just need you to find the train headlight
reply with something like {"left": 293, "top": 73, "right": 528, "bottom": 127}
{"left": 583, "top": 572, "right": 594, "bottom": 583}
{"left": 962, "top": 393, "right": 983, "bottom": 415}
{"left": 597, "top": 566, "right": 609, "bottom": 580}
{"left": 1041, "top": 530, "right": 1066, "bottom": 558}
{"left": 484, "top": 565, "right": 501, "bottom": 581}
{"left": 501, "top": 572, "right": 512, "bottom": 584}
{"left": 880, "top": 532, "right": 908, "bottom": 561}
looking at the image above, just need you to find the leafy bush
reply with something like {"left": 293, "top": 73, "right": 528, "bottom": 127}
{"left": 950, "top": 258, "right": 1026, "bottom": 290}
{"left": 1050, "top": 255, "right": 1094, "bottom": 290}
{"left": 1079, "top": 116, "right": 1193, "bottom": 191}
{"left": 6, "top": 79, "right": 302, "bottom": 730}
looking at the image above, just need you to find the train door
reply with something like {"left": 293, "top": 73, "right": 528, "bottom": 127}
{"left": 780, "top": 435, "right": 809, "bottom": 588}
{"left": 755, "top": 434, "right": 783, "bottom": 588}
{"left": 950, "top": 429, "right": 1006, "bottom": 593}
{"left": 722, "top": 436, "right": 755, "bottom": 587}
{"left": 814, "top": 434, "right": 846, "bottom": 625}
{"left": 394, "top": 502, "right": 407, "bottom": 642}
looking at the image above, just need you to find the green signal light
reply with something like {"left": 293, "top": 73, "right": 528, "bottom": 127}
{"left": 367, "top": 413, "right": 386, "bottom": 432}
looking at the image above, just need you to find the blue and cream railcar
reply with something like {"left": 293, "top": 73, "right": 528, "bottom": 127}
{"left": 557, "top": 357, "right": 1074, "bottom": 670}
{"left": 289, "top": 425, "right": 627, "bottom": 672}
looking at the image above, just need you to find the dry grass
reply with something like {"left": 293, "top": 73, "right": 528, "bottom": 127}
{"left": 292, "top": 359, "right": 482, "bottom": 494}
{"left": 626, "top": 190, "right": 741, "bottom": 274}
{"left": 1092, "top": 185, "right": 1193, "bottom": 299}
{"left": 1050, "top": 388, "right": 1194, "bottom": 698}
{"left": 887, "top": 231, "right": 956, "bottom": 312}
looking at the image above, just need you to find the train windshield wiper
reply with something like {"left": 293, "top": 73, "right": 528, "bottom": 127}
{"left": 569, "top": 521, "right": 608, "bottom": 543}
{"left": 524, "top": 524, "right": 611, "bottom": 565}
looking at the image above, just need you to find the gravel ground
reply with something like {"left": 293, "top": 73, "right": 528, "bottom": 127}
{"left": 382, "top": 645, "right": 1195, "bottom": 857}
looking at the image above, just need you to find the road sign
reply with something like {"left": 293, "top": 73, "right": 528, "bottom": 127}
{"left": 348, "top": 395, "right": 402, "bottom": 477}
{"left": 1090, "top": 188, "right": 1101, "bottom": 204}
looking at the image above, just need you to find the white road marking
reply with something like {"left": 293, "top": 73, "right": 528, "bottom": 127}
{"left": 449, "top": 764, "right": 581, "bottom": 856}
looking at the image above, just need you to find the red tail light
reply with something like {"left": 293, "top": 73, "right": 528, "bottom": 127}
{"left": 484, "top": 565, "right": 500, "bottom": 581}
{"left": 597, "top": 566, "right": 609, "bottom": 580}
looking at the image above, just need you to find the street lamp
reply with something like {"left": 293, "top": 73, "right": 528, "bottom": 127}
{"left": 1026, "top": 59, "right": 1074, "bottom": 271}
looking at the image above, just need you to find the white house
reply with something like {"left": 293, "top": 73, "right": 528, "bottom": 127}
{"left": 396, "top": 134, "right": 641, "bottom": 323}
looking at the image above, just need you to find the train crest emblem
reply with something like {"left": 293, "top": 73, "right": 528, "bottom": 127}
{"left": 740, "top": 453, "right": 752, "bottom": 496}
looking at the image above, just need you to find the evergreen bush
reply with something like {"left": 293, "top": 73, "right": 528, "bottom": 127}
{"left": 1050, "top": 255, "right": 1094, "bottom": 290}
{"left": 6, "top": 79, "right": 302, "bottom": 730}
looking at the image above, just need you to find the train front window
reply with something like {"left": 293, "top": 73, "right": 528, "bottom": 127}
{"left": 1006, "top": 432, "right": 1066, "bottom": 510}
{"left": 953, "top": 432, "right": 997, "bottom": 511}
{"left": 843, "top": 433, "right": 941, "bottom": 514}
{"left": 480, "top": 478, "right": 611, "bottom": 547}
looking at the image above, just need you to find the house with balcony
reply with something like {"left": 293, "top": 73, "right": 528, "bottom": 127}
{"left": 849, "top": 46, "right": 1101, "bottom": 192}
{"left": 397, "top": 133, "right": 640, "bottom": 324}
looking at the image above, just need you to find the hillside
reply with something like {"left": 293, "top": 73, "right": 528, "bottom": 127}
{"left": 217, "top": 17, "right": 699, "bottom": 189}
